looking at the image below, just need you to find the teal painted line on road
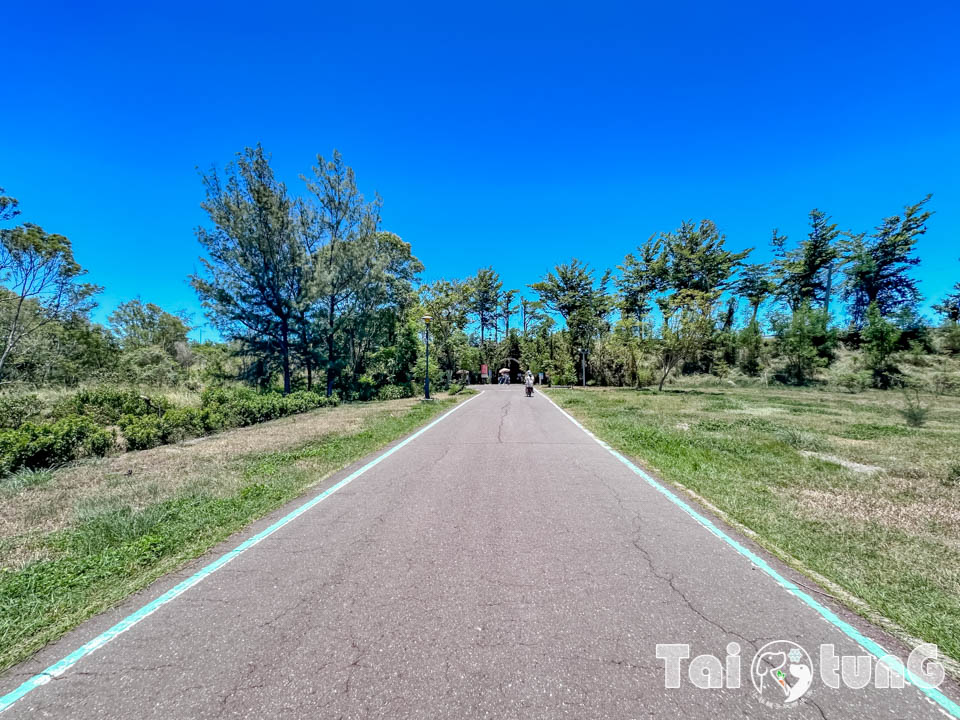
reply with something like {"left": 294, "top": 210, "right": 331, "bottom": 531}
{"left": 540, "top": 391, "right": 960, "bottom": 719}
{"left": 0, "top": 392, "right": 481, "bottom": 715}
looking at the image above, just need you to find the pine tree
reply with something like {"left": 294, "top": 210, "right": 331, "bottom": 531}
{"left": 773, "top": 211, "right": 840, "bottom": 310}
{"left": 190, "top": 145, "right": 304, "bottom": 393}
{"left": 844, "top": 196, "right": 933, "bottom": 328}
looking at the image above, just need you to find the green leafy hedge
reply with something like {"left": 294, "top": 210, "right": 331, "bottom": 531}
{"left": 53, "top": 388, "right": 172, "bottom": 425}
{"left": 0, "top": 387, "right": 342, "bottom": 473}
{"left": 0, "top": 417, "right": 114, "bottom": 475}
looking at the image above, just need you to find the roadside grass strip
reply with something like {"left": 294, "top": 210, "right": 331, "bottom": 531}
{"left": 539, "top": 390, "right": 960, "bottom": 719}
{"left": 0, "top": 392, "right": 480, "bottom": 714}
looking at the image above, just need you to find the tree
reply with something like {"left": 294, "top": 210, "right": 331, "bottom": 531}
{"left": 655, "top": 291, "right": 714, "bottom": 391}
{"left": 499, "top": 289, "right": 518, "bottom": 336}
{"left": 339, "top": 231, "right": 422, "bottom": 387}
{"left": 616, "top": 237, "right": 666, "bottom": 337}
{"left": 773, "top": 212, "right": 840, "bottom": 310}
{"left": 771, "top": 303, "right": 837, "bottom": 384}
{"left": 661, "top": 220, "right": 750, "bottom": 298}
{"left": 649, "top": 220, "right": 749, "bottom": 376}
{"left": 109, "top": 299, "right": 191, "bottom": 354}
{"left": 736, "top": 262, "right": 775, "bottom": 325}
{"left": 862, "top": 303, "right": 902, "bottom": 389}
{"left": 468, "top": 267, "right": 502, "bottom": 347}
{"left": 934, "top": 261, "right": 960, "bottom": 324}
{"left": 844, "top": 196, "right": 933, "bottom": 328}
{"left": 420, "top": 279, "right": 469, "bottom": 375}
{"left": 0, "top": 224, "right": 100, "bottom": 380}
{"left": 530, "top": 259, "right": 611, "bottom": 384}
{"left": 190, "top": 145, "right": 305, "bottom": 394}
{"left": 519, "top": 297, "right": 545, "bottom": 336}
{"left": 0, "top": 188, "right": 20, "bottom": 223}
{"left": 302, "top": 150, "right": 383, "bottom": 396}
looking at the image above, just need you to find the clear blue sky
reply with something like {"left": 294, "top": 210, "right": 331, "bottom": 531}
{"left": 3, "top": 1, "right": 958, "bottom": 339}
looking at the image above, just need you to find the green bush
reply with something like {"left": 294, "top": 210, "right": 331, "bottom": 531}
{"left": 0, "top": 416, "right": 114, "bottom": 474}
{"left": 200, "top": 386, "right": 338, "bottom": 429}
{"left": 0, "top": 394, "right": 41, "bottom": 429}
{"left": 376, "top": 384, "right": 413, "bottom": 401}
{"left": 118, "top": 415, "right": 164, "bottom": 451}
{"left": 55, "top": 388, "right": 171, "bottom": 424}
{"left": 160, "top": 407, "right": 206, "bottom": 443}
{"left": 833, "top": 371, "right": 872, "bottom": 394}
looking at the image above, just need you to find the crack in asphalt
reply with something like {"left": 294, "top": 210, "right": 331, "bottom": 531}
{"left": 496, "top": 399, "right": 511, "bottom": 444}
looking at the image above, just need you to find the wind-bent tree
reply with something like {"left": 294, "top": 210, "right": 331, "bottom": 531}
{"left": 661, "top": 220, "right": 750, "bottom": 297}
{"left": 645, "top": 220, "right": 748, "bottom": 383}
{"left": 0, "top": 224, "right": 99, "bottom": 380}
{"left": 843, "top": 195, "right": 932, "bottom": 328}
{"left": 302, "top": 149, "right": 382, "bottom": 396}
{"left": 191, "top": 145, "right": 305, "bottom": 393}
{"left": 616, "top": 236, "right": 666, "bottom": 337}
{"left": 773, "top": 211, "right": 840, "bottom": 311}
{"left": 468, "top": 267, "right": 502, "bottom": 346}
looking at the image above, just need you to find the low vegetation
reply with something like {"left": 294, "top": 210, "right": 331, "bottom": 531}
{"left": 547, "top": 385, "right": 960, "bottom": 662}
{"left": 0, "top": 386, "right": 341, "bottom": 475}
{"left": 0, "top": 393, "right": 465, "bottom": 672}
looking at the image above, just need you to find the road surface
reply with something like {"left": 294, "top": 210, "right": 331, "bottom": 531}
{"left": 1, "top": 387, "right": 957, "bottom": 718}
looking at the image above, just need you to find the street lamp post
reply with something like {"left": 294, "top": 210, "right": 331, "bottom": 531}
{"left": 422, "top": 315, "right": 432, "bottom": 399}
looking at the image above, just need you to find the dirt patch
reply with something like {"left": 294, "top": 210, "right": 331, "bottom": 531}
{"left": 793, "top": 488, "right": 960, "bottom": 544}
{"left": 0, "top": 398, "right": 419, "bottom": 563}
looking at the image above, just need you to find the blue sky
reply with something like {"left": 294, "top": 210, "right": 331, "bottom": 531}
{"left": 3, "top": 1, "right": 958, "bottom": 339}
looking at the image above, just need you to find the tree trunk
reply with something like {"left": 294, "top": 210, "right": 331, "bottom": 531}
{"left": 326, "top": 295, "right": 336, "bottom": 397}
{"left": 280, "top": 321, "right": 291, "bottom": 394}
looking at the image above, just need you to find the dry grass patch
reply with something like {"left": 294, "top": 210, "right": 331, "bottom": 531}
{"left": 0, "top": 397, "right": 419, "bottom": 568}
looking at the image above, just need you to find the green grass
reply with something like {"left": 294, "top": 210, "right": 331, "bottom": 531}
{"left": 546, "top": 385, "right": 960, "bottom": 662}
{"left": 0, "top": 396, "right": 463, "bottom": 672}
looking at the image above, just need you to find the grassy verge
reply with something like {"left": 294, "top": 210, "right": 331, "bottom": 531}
{"left": 546, "top": 385, "right": 960, "bottom": 662}
{"left": 0, "top": 394, "right": 465, "bottom": 673}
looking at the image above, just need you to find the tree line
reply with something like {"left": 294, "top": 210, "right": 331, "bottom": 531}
{"left": 2, "top": 151, "right": 959, "bottom": 398}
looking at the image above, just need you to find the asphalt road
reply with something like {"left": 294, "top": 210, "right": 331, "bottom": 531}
{"left": 2, "top": 387, "right": 957, "bottom": 718}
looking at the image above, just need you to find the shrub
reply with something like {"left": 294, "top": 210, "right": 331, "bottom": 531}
{"left": 159, "top": 407, "right": 206, "bottom": 443}
{"left": 775, "top": 427, "right": 826, "bottom": 452}
{"left": 833, "top": 371, "right": 871, "bottom": 394}
{"left": 376, "top": 384, "right": 413, "bottom": 401}
{"left": 0, "top": 416, "right": 114, "bottom": 474}
{"left": 200, "top": 386, "right": 337, "bottom": 429}
{"left": 119, "top": 415, "right": 164, "bottom": 451}
{"left": 900, "top": 389, "right": 931, "bottom": 428}
{"left": 0, "top": 394, "right": 41, "bottom": 429}
{"left": 943, "top": 463, "right": 960, "bottom": 488}
{"left": 55, "top": 388, "right": 171, "bottom": 424}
